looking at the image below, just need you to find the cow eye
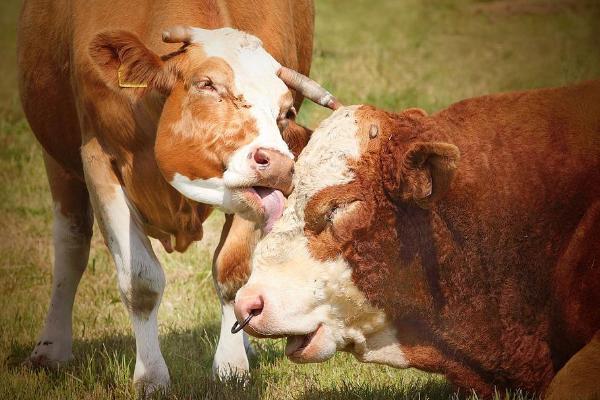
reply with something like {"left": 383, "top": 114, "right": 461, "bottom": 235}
{"left": 305, "top": 193, "right": 361, "bottom": 236}
{"left": 277, "top": 107, "right": 296, "bottom": 131}
{"left": 325, "top": 205, "right": 339, "bottom": 223}
{"left": 285, "top": 107, "right": 297, "bottom": 120}
{"left": 193, "top": 79, "right": 216, "bottom": 92}
{"left": 328, "top": 201, "right": 361, "bottom": 230}
{"left": 308, "top": 201, "right": 357, "bottom": 234}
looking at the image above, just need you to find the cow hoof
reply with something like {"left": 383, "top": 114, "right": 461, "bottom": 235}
{"left": 211, "top": 359, "right": 250, "bottom": 383}
{"left": 134, "top": 379, "right": 169, "bottom": 399}
{"left": 133, "top": 362, "right": 170, "bottom": 398}
{"left": 23, "top": 342, "right": 73, "bottom": 369}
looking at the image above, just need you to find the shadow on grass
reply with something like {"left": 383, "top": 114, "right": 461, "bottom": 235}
{"left": 4, "top": 328, "right": 457, "bottom": 400}
{"left": 299, "top": 379, "right": 455, "bottom": 400}
{"left": 4, "top": 323, "right": 271, "bottom": 399}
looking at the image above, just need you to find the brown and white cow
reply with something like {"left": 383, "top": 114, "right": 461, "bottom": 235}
{"left": 17, "top": 0, "right": 338, "bottom": 392}
{"left": 234, "top": 81, "right": 600, "bottom": 398}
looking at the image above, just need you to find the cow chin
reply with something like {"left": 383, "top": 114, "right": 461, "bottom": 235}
{"left": 284, "top": 324, "right": 337, "bottom": 363}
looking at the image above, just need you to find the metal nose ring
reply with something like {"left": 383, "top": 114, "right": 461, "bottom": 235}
{"left": 231, "top": 313, "right": 254, "bottom": 334}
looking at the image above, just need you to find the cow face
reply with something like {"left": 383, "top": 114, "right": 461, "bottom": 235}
{"left": 90, "top": 27, "right": 334, "bottom": 227}
{"left": 234, "top": 106, "right": 459, "bottom": 367}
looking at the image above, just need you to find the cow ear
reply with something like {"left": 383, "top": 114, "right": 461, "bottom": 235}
{"left": 89, "top": 30, "right": 175, "bottom": 95}
{"left": 400, "top": 142, "right": 460, "bottom": 208}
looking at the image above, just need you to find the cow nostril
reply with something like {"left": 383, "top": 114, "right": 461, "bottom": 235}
{"left": 250, "top": 304, "right": 263, "bottom": 317}
{"left": 253, "top": 149, "right": 270, "bottom": 167}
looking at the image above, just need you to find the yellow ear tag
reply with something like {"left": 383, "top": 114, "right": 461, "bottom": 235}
{"left": 117, "top": 65, "right": 148, "bottom": 88}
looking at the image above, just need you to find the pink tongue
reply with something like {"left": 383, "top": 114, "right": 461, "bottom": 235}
{"left": 255, "top": 187, "right": 285, "bottom": 233}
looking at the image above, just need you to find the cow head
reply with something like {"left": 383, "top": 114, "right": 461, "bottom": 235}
{"left": 234, "top": 105, "right": 459, "bottom": 367}
{"left": 89, "top": 26, "right": 339, "bottom": 227}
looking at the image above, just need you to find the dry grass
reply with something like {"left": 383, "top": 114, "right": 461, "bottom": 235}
{"left": 1, "top": 0, "right": 599, "bottom": 398}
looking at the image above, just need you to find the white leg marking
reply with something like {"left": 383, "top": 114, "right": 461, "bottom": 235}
{"left": 212, "top": 302, "right": 251, "bottom": 379}
{"left": 132, "top": 310, "right": 169, "bottom": 393}
{"left": 87, "top": 180, "right": 169, "bottom": 393}
{"left": 29, "top": 204, "right": 91, "bottom": 366}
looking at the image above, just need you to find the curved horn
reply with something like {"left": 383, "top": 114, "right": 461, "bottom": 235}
{"left": 277, "top": 67, "right": 342, "bottom": 110}
{"left": 162, "top": 25, "right": 194, "bottom": 43}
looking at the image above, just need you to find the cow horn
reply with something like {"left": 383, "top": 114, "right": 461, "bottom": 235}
{"left": 277, "top": 67, "right": 342, "bottom": 110}
{"left": 162, "top": 25, "right": 194, "bottom": 43}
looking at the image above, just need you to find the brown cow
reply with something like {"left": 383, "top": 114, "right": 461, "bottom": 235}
{"left": 234, "top": 80, "right": 600, "bottom": 398}
{"left": 17, "top": 0, "right": 338, "bottom": 393}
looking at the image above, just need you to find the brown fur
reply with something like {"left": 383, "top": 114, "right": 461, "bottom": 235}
{"left": 282, "top": 120, "right": 313, "bottom": 158}
{"left": 304, "top": 80, "right": 600, "bottom": 397}
{"left": 18, "top": 0, "right": 314, "bottom": 297}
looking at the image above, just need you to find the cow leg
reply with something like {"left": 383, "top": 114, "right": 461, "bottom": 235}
{"left": 27, "top": 153, "right": 93, "bottom": 367}
{"left": 81, "top": 138, "right": 169, "bottom": 394}
{"left": 211, "top": 214, "right": 261, "bottom": 379}
{"left": 545, "top": 331, "right": 600, "bottom": 400}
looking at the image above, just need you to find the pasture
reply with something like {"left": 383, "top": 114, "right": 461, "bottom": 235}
{"left": 1, "top": 0, "right": 599, "bottom": 399}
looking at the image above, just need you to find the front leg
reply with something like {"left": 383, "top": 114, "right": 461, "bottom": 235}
{"left": 82, "top": 138, "right": 169, "bottom": 394}
{"left": 211, "top": 214, "right": 261, "bottom": 379}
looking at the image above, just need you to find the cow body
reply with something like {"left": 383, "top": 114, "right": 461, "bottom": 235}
{"left": 18, "top": 0, "right": 318, "bottom": 392}
{"left": 235, "top": 81, "right": 600, "bottom": 397}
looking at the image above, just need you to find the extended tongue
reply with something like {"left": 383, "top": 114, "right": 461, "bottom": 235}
{"left": 255, "top": 188, "right": 285, "bottom": 233}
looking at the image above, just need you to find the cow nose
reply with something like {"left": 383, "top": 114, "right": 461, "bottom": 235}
{"left": 234, "top": 288, "right": 264, "bottom": 323}
{"left": 251, "top": 148, "right": 294, "bottom": 196}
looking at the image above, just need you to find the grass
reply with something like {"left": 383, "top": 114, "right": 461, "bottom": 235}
{"left": 1, "top": 0, "right": 599, "bottom": 398}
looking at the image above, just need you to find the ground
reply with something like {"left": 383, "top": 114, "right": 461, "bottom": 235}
{"left": 1, "top": 0, "right": 599, "bottom": 399}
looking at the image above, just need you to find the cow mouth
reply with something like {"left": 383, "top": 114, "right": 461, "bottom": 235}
{"left": 241, "top": 186, "right": 285, "bottom": 233}
{"left": 284, "top": 324, "right": 324, "bottom": 361}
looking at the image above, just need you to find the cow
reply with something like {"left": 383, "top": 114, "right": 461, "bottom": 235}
{"left": 17, "top": 0, "right": 338, "bottom": 393}
{"left": 234, "top": 80, "right": 600, "bottom": 398}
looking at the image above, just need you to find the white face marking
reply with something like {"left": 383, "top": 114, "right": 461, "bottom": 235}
{"left": 238, "top": 106, "right": 408, "bottom": 366}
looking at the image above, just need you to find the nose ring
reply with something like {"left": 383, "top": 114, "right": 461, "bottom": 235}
{"left": 231, "top": 313, "right": 254, "bottom": 334}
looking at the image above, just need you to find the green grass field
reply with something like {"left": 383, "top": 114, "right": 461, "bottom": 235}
{"left": 1, "top": 0, "right": 599, "bottom": 399}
